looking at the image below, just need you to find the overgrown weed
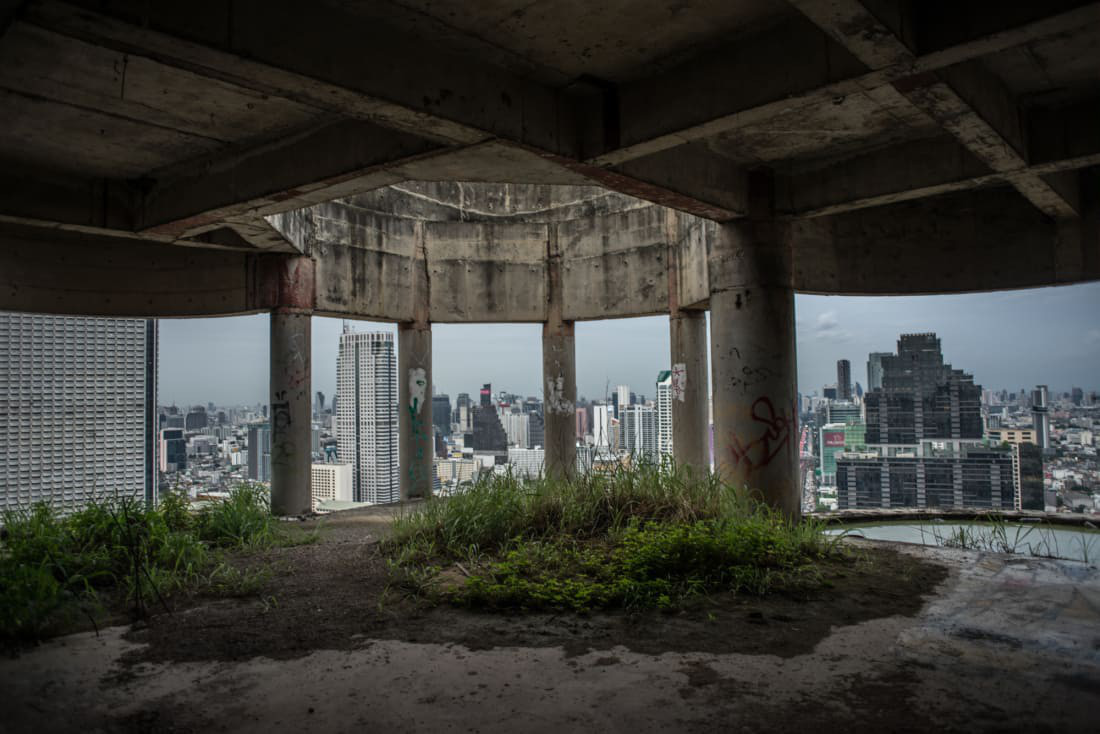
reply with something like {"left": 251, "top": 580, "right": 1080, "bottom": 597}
{"left": 385, "top": 461, "right": 839, "bottom": 612}
{"left": 0, "top": 483, "right": 310, "bottom": 641}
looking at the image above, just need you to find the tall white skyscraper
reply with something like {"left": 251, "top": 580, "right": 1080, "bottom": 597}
{"left": 621, "top": 405, "right": 658, "bottom": 461}
{"left": 614, "top": 384, "right": 631, "bottom": 419}
{"left": 656, "top": 371, "right": 673, "bottom": 458}
{"left": 593, "top": 404, "right": 612, "bottom": 450}
{"left": 500, "top": 410, "right": 530, "bottom": 449}
{"left": 0, "top": 312, "right": 157, "bottom": 513}
{"left": 336, "top": 328, "right": 399, "bottom": 504}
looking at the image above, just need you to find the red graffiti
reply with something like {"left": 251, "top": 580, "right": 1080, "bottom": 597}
{"left": 728, "top": 397, "right": 795, "bottom": 475}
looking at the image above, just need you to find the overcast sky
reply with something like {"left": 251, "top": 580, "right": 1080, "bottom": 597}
{"left": 157, "top": 282, "right": 1100, "bottom": 407}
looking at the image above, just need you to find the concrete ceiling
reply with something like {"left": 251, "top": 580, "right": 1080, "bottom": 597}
{"left": 0, "top": 0, "right": 1096, "bottom": 311}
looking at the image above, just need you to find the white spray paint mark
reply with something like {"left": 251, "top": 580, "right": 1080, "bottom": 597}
{"left": 672, "top": 363, "right": 687, "bottom": 402}
{"left": 408, "top": 367, "right": 427, "bottom": 412}
{"left": 545, "top": 376, "right": 574, "bottom": 415}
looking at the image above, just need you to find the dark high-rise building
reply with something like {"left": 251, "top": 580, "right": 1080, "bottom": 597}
{"left": 837, "top": 360, "right": 852, "bottom": 401}
{"left": 1071, "top": 387, "right": 1083, "bottom": 406}
{"left": 480, "top": 384, "right": 492, "bottom": 408}
{"left": 823, "top": 386, "right": 837, "bottom": 401}
{"left": 837, "top": 448, "right": 1015, "bottom": 510}
{"left": 864, "top": 333, "right": 981, "bottom": 444}
{"left": 528, "top": 411, "right": 545, "bottom": 450}
{"left": 1031, "top": 385, "right": 1050, "bottom": 451}
{"left": 185, "top": 406, "right": 208, "bottom": 431}
{"left": 316, "top": 391, "right": 325, "bottom": 413}
{"left": 1017, "top": 443, "right": 1044, "bottom": 510}
{"left": 432, "top": 394, "right": 452, "bottom": 438}
{"left": 472, "top": 403, "right": 508, "bottom": 452}
{"left": 838, "top": 333, "right": 1013, "bottom": 511}
{"left": 247, "top": 423, "right": 271, "bottom": 483}
{"left": 159, "top": 428, "right": 186, "bottom": 473}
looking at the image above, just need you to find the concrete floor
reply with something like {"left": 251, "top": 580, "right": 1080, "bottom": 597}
{"left": 3, "top": 541, "right": 1098, "bottom": 733}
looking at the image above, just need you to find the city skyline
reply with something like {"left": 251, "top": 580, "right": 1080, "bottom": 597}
{"left": 157, "top": 283, "right": 1100, "bottom": 406}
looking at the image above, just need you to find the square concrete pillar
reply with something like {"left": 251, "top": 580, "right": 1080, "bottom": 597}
{"left": 399, "top": 322, "right": 433, "bottom": 500}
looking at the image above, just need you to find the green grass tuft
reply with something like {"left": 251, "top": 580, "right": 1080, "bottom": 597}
{"left": 385, "top": 462, "right": 839, "bottom": 612}
{"left": 0, "top": 483, "right": 311, "bottom": 641}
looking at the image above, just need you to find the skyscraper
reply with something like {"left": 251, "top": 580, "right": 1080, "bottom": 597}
{"left": 456, "top": 392, "right": 471, "bottom": 432}
{"left": 593, "top": 404, "right": 612, "bottom": 450}
{"left": 656, "top": 371, "right": 673, "bottom": 458}
{"left": 432, "top": 393, "right": 452, "bottom": 438}
{"left": 615, "top": 385, "right": 630, "bottom": 419}
{"left": 500, "top": 410, "right": 530, "bottom": 448}
{"left": 866, "top": 352, "right": 890, "bottom": 392}
{"left": 838, "top": 334, "right": 1013, "bottom": 511}
{"left": 837, "top": 360, "right": 852, "bottom": 401}
{"left": 337, "top": 329, "right": 399, "bottom": 504}
{"left": 575, "top": 407, "right": 588, "bottom": 439}
{"left": 1031, "top": 385, "right": 1050, "bottom": 452}
{"left": 0, "top": 313, "right": 158, "bottom": 512}
{"left": 621, "top": 405, "right": 658, "bottom": 462}
{"left": 159, "top": 428, "right": 186, "bottom": 473}
{"left": 247, "top": 423, "right": 271, "bottom": 482}
{"left": 864, "top": 333, "right": 982, "bottom": 445}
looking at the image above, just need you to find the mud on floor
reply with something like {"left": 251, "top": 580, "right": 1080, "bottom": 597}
{"left": 122, "top": 527, "right": 949, "bottom": 665}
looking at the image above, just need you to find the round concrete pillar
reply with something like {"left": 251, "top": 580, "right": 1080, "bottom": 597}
{"left": 399, "top": 322, "right": 433, "bottom": 500}
{"left": 269, "top": 310, "right": 313, "bottom": 516}
{"left": 709, "top": 220, "right": 800, "bottom": 519}
{"left": 669, "top": 309, "right": 710, "bottom": 473}
{"left": 542, "top": 319, "right": 577, "bottom": 480}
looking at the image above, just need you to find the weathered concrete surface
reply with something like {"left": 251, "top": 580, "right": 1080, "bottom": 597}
{"left": 3, "top": 541, "right": 1097, "bottom": 733}
{"left": 669, "top": 310, "right": 710, "bottom": 472}
{"left": 1, "top": 1, "right": 1096, "bottom": 312}
{"left": 543, "top": 228, "right": 577, "bottom": 480}
{"left": 710, "top": 192, "right": 800, "bottom": 517}
{"left": 269, "top": 310, "right": 312, "bottom": 516}
{"left": 398, "top": 323, "right": 432, "bottom": 501}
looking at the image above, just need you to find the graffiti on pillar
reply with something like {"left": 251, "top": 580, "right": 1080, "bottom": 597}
{"left": 407, "top": 367, "right": 428, "bottom": 486}
{"left": 728, "top": 396, "right": 794, "bottom": 475}
{"left": 283, "top": 331, "right": 309, "bottom": 390}
{"left": 270, "top": 390, "right": 294, "bottom": 467}
{"left": 729, "top": 364, "right": 779, "bottom": 396}
{"left": 545, "top": 375, "right": 574, "bottom": 415}
{"left": 671, "top": 363, "right": 687, "bottom": 402}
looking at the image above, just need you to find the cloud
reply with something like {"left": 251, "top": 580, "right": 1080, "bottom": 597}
{"left": 811, "top": 310, "right": 851, "bottom": 342}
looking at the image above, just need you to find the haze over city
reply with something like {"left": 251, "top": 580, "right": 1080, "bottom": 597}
{"left": 159, "top": 283, "right": 1100, "bottom": 406}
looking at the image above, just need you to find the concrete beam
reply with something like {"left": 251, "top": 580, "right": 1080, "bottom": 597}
{"left": 790, "top": 186, "right": 1099, "bottom": 294}
{"left": 23, "top": 0, "right": 568, "bottom": 152}
{"left": 898, "top": 63, "right": 1079, "bottom": 219}
{"left": 0, "top": 222, "right": 273, "bottom": 316}
{"left": 787, "top": 0, "right": 1087, "bottom": 219}
{"left": 781, "top": 93, "right": 1100, "bottom": 217}
{"left": 560, "top": 206, "right": 670, "bottom": 321}
{"left": 426, "top": 221, "right": 548, "bottom": 323}
{"left": 138, "top": 119, "right": 446, "bottom": 237}
{"left": 598, "top": 2, "right": 1099, "bottom": 166}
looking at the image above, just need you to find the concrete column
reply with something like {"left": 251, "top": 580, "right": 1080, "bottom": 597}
{"left": 270, "top": 310, "right": 313, "bottom": 516}
{"left": 543, "top": 320, "right": 577, "bottom": 480}
{"left": 399, "top": 322, "right": 433, "bottom": 500}
{"left": 543, "top": 224, "right": 576, "bottom": 480}
{"left": 669, "top": 310, "right": 710, "bottom": 472}
{"left": 709, "top": 174, "right": 800, "bottom": 519}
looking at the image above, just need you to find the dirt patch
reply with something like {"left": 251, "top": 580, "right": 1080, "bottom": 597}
{"left": 122, "top": 522, "right": 948, "bottom": 665}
